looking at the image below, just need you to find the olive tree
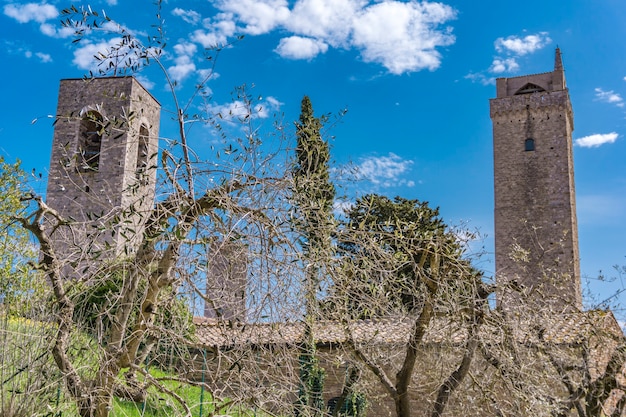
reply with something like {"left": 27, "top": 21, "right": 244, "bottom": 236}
{"left": 322, "top": 195, "right": 626, "bottom": 417}
{"left": 323, "top": 194, "right": 489, "bottom": 417}
{"left": 15, "top": 5, "right": 302, "bottom": 417}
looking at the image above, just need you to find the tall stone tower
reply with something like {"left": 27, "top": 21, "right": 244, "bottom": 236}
{"left": 490, "top": 48, "right": 581, "bottom": 313}
{"left": 46, "top": 77, "right": 160, "bottom": 277}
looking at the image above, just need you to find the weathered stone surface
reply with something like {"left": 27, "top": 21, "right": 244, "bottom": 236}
{"left": 46, "top": 76, "right": 160, "bottom": 277}
{"left": 491, "top": 49, "right": 581, "bottom": 312}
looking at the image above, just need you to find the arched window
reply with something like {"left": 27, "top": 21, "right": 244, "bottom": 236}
{"left": 525, "top": 138, "right": 535, "bottom": 152}
{"left": 79, "top": 111, "right": 103, "bottom": 171}
{"left": 136, "top": 125, "right": 149, "bottom": 183}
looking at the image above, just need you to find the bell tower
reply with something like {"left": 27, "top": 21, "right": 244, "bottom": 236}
{"left": 46, "top": 77, "right": 160, "bottom": 276}
{"left": 490, "top": 49, "right": 581, "bottom": 312}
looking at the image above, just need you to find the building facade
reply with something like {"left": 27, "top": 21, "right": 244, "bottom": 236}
{"left": 490, "top": 48, "right": 581, "bottom": 312}
{"left": 46, "top": 76, "right": 160, "bottom": 277}
{"left": 46, "top": 76, "right": 248, "bottom": 319}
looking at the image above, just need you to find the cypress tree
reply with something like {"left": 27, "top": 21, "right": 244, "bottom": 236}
{"left": 293, "top": 96, "right": 335, "bottom": 416}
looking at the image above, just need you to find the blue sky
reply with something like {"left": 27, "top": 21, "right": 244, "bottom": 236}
{"left": 1, "top": 0, "right": 625, "bottom": 316}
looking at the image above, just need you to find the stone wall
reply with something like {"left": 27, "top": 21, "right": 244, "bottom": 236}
{"left": 491, "top": 50, "right": 581, "bottom": 312}
{"left": 45, "top": 76, "right": 160, "bottom": 277}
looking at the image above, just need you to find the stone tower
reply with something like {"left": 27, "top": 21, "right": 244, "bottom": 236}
{"left": 204, "top": 240, "right": 248, "bottom": 321}
{"left": 490, "top": 48, "right": 581, "bottom": 312}
{"left": 46, "top": 77, "right": 160, "bottom": 276}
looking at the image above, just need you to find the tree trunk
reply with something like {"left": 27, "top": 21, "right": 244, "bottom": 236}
{"left": 394, "top": 392, "right": 413, "bottom": 417}
{"left": 394, "top": 295, "right": 435, "bottom": 417}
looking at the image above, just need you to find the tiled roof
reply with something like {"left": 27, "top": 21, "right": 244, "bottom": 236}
{"left": 193, "top": 310, "right": 624, "bottom": 349}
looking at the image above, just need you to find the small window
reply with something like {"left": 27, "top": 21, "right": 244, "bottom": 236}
{"left": 525, "top": 138, "right": 535, "bottom": 152}
{"left": 79, "top": 111, "right": 103, "bottom": 171}
{"left": 136, "top": 125, "right": 149, "bottom": 183}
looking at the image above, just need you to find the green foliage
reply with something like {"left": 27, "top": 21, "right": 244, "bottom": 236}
{"left": 293, "top": 95, "right": 335, "bottom": 253}
{"left": 333, "top": 194, "right": 475, "bottom": 319}
{"left": 69, "top": 266, "right": 194, "bottom": 346}
{"left": 345, "top": 392, "right": 367, "bottom": 417}
{"left": 292, "top": 96, "right": 334, "bottom": 417}
{"left": 70, "top": 274, "right": 125, "bottom": 333}
{"left": 329, "top": 365, "right": 367, "bottom": 417}
{"left": 0, "top": 157, "right": 42, "bottom": 315}
{"left": 0, "top": 316, "right": 81, "bottom": 417}
{"left": 338, "top": 392, "right": 367, "bottom": 417}
{"left": 295, "top": 335, "right": 326, "bottom": 417}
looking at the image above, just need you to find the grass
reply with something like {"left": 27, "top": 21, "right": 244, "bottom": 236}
{"left": 112, "top": 368, "right": 214, "bottom": 417}
{"left": 1, "top": 315, "right": 267, "bottom": 417}
{"left": 112, "top": 367, "right": 268, "bottom": 416}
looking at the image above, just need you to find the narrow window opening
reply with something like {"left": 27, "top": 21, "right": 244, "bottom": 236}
{"left": 85, "top": 185, "right": 90, "bottom": 193}
{"left": 135, "top": 125, "right": 149, "bottom": 184}
{"left": 79, "top": 111, "right": 103, "bottom": 171}
{"left": 525, "top": 138, "right": 535, "bottom": 152}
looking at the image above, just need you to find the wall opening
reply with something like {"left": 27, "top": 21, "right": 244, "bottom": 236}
{"left": 515, "top": 83, "right": 546, "bottom": 95}
{"left": 79, "top": 111, "right": 103, "bottom": 171}
{"left": 136, "top": 125, "right": 149, "bottom": 184}
{"left": 525, "top": 138, "right": 535, "bottom": 152}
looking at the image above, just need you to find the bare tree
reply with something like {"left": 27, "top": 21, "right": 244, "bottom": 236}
{"left": 317, "top": 196, "right": 626, "bottom": 417}
{"left": 0, "top": 158, "right": 62, "bottom": 417}
{"left": 8, "top": 5, "right": 626, "bottom": 417}
{"left": 14, "top": 5, "right": 305, "bottom": 417}
{"left": 322, "top": 194, "right": 489, "bottom": 417}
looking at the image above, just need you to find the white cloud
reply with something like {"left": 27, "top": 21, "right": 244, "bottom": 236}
{"left": 72, "top": 39, "right": 113, "bottom": 70}
{"left": 355, "top": 153, "right": 415, "bottom": 187}
{"left": 464, "top": 72, "right": 495, "bottom": 85}
{"left": 191, "top": 25, "right": 234, "bottom": 48}
{"left": 196, "top": 69, "right": 219, "bottom": 97}
{"left": 3, "top": 3, "right": 75, "bottom": 38}
{"left": 213, "top": 0, "right": 290, "bottom": 35}
{"left": 494, "top": 32, "right": 551, "bottom": 56}
{"left": 205, "top": 96, "right": 282, "bottom": 122}
{"left": 255, "top": 96, "right": 283, "bottom": 118}
{"left": 169, "top": 56, "right": 196, "bottom": 83}
{"left": 172, "top": 8, "right": 201, "bottom": 25}
{"left": 199, "top": 0, "right": 456, "bottom": 74}
{"left": 489, "top": 57, "right": 519, "bottom": 74}
{"left": 72, "top": 37, "right": 132, "bottom": 71}
{"left": 39, "top": 22, "right": 74, "bottom": 38}
{"left": 35, "top": 51, "right": 52, "bottom": 63}
{"left": 105, "top": 0, "right": 118, "bottom": 5}
{"left": 174, "top": 42, "right": 197, "bottom": 57}
{"left": 197, "top": 69, "right": 220, "bottom": 82}
{"left": 351, "top": 1, "right": 456, "bottom": 74}
{"left": 168, "top": 43, "right": 198, "bottom": 83}
{"left": 286, "top": 0, "right": 360, "bottom": 45}
{"left": 275, "top": 36, "right": 328, "bottom": 59}
{"left": 594, "top": 88, "right": 624, "bottom": 107}
{"left": 134, "top": 75, "right": 155, "bottom": 90}
{"left": 3, "top": 3, "right": 58, "bottom": 23}
{"left": 71, "top": 35, "right": 159, "bottom": 73}
{"left": 575, "top": 132, "right": 619, "bottom": 148}
{"left": 467, "top": 31, "right": 551, "bottom": 83}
